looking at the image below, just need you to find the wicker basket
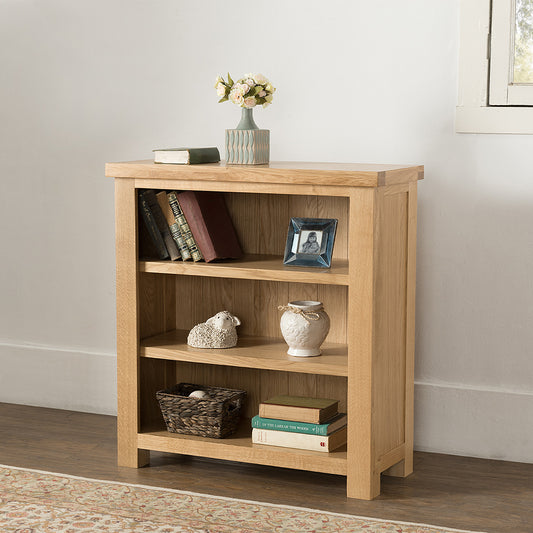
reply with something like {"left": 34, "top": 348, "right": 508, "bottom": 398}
{"left": 156, "top": 383, "right": 246, "bottom": 438}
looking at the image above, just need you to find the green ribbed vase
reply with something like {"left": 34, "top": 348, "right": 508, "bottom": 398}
{"left": 225, "top": 108, "right": 270, "bottom": 165}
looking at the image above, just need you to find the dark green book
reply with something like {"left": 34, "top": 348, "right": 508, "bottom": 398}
{"left": 153, "top": 147, "right": 220, "bottom": 165}
{"left": 251, "top": 413, "right": 347, "bottom": 436}
{"left": 138, "top": 192, "right": 169, "bottom": 260}
{"left": 140, "top": 190, "right": 180, "bottom": 261}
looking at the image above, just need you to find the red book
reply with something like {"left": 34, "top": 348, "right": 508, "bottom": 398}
{"left": 176, "top": 191, "right": 243, "bottom": 262}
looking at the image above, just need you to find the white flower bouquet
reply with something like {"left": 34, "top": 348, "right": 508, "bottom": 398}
{"left": 214, "top": 73, "right": 276, "bottom": 109}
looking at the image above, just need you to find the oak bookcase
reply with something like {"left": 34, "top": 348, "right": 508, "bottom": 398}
{"left": 106, "top": 160, "right": 423, "bottom": 500}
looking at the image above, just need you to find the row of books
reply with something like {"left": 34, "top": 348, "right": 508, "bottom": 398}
{"left": 251, "top": 395, "right": 347, "bottom": 452}
{"left": 139, "top": 189, "right": 242, "bottom": 263}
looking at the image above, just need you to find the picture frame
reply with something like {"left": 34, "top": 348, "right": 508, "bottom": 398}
{"left": 283, "top": 217, "right": 338, "bottom": 268}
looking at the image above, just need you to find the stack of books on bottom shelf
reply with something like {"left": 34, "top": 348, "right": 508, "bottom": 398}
{"left": 252, "top": 395, "right": 347, "bottom": 452}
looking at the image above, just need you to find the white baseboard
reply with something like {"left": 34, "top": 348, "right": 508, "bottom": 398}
{"left": 0, "top": 341, "right": 116, "bottom": 416}
{"left": 0, "top": 342, "right": 531, "bottom": 463}
{"left": 414, "top": 381, "right": 533, "bottom": 463}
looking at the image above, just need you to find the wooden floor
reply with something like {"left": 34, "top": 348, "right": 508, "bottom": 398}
{"left": 0, "top": 403, "right": 531, "bottom": 532}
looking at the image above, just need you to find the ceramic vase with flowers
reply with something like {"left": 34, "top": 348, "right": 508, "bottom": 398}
{"left": 214, "top": 72, "right": 275, "bottom": 164}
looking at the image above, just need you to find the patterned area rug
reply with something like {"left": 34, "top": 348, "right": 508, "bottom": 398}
{"left": 0, "top": 465, "right": 485, "bottom": 532}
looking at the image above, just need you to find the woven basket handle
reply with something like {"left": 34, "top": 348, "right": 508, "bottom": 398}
{"left": 227, "top": 399, "right": 241, "bottom": 413}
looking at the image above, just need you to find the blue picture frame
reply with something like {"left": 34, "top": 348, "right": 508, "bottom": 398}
{"left": 283, "top": 217, "right": 338, "bottom": 268}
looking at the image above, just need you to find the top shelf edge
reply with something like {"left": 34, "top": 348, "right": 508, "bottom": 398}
{"left": 106, "top": 160, "right": 424, "bottom": 189}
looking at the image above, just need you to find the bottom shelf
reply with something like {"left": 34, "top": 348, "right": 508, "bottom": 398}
{"left": 138, "top": 421, "right": 347, "bottom": 476}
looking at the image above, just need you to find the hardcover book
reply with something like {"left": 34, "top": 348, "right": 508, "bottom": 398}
{"left": 153, "top": 147, "right": 220, "bottom": 165}
{"left": 138, "top": 192, "right": 169, "bottom": 260}
{"left": 251, "top": 413, "right": 347, "bottom": 436}
{"left": 259, "top": 395, "right": 339, "bottom": 424}
{"left": 167, "top": 192, "right": 203, "bottom": 262}
{"left": 140, "top": 190, "right": 181, "bottom": 261}
{"left": 156, "top": 191, "right": 191, "bottom": 261}
{"left": 252, "top": 426, "right": 347, "bottom": 452}
{"left": 176, "top": 191, "right": 243, "bottom": 263}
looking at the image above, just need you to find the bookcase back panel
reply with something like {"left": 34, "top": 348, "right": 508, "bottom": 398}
{"left": 224, "top": 193, "right": 349, "bottom": 260}
{"left": 170, "top": 276, "right": 348, "bottom": 344}
{"left": 166, "top": 363, "right": 348, "bottom": 421}
{"left": 139, "top": 273, "right": 177, "bottom": 339}
{"left": 140, "top": 358, "right": 177, "bottom": 430}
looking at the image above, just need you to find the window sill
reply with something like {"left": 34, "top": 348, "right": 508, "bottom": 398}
{"left": 456, "top": 106, "right": 533, "bottom": 134}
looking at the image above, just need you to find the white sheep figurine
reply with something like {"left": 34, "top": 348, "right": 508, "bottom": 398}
{"left": 187, "top": 311, "right": 241, "bottom": 349}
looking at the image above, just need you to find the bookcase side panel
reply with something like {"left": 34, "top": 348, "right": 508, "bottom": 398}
{"left": 115, "top": 178, "right": 149, "bottom": 468}
{"left": 373, "top": 190, "right": 409, "bottom": 464}
{"left": 346, "top": 188, "right": 380, "bottom": 500}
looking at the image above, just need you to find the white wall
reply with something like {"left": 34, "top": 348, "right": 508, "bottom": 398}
{"left": 1, "top": 0, "right": 532, "bottom": 462}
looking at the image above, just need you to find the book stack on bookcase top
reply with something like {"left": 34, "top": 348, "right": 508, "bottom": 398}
{"left": 252, "top": 395, "right": 347, "bottom": 452}
{"left": 138, "top": 190, "right": 243, "bottom": 263}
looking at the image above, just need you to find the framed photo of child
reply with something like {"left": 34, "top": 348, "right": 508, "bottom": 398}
{"left": 283, "top": 218, "right": 338, "bottom": 268}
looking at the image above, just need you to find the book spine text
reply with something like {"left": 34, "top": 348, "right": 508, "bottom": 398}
{"left": 251, "top": 416, "right": 326, "bottom": 435}
{"left": 168, "top": 192, "right": 203, "bottom": 261}
{"left": 169, "top": 222, "right": 192, "bottom": 261}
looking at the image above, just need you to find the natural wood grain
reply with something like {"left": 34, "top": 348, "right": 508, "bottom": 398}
{"left": 317, "top": 284, "right": 347, "bottom": 344}
{"left": 138, "top": 421, "right": 347, "bottom": 476}
{"left": 106, "top": 160, "right": 424, "bottom": 188}
{"left": 140, "top": 329, "right": 348, "bottom": 377}
{"left": 138, "top": 274, "right": 177, "bottom": 430}
{"left": 346, "top": 188, "right": 380, "bottom": 500}
{"left": 115, "top": 178, "right": 149, "bottom": 468}
{"left": 139, "top": 256, "right": 350, "bottom": 285}
{"left": 373, "top": 191, "right": 408, "bottom": 461}
{"left": 317, "top": 196, "right": 349, "bottom": 260}
{"left": 376, "top": 444, "right": 406, "bottom": 472}
{"left": 134, "top": 178, "right": 353, "bottom": 197}
{"left": 385, "top": 182, "right": 418, "bottom": 478}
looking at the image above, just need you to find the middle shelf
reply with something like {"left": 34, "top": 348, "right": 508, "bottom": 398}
{"left": 139, "top": 254, "right": 349, "bottom": 285}
{"left": 141, "top": 329, "right": 348, "bottom": 377}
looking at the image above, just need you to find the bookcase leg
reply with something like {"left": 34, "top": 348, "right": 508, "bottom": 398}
{"left": 118, "top": 444, "right": 150, "bottom": 468}
{"left": 346, "top": 470, "right": 381, "bottom": 500}
{"left": 383, "top": 457, "right": 413, "bottom": 478}
{"left": 115, "top": 178, "right": 145, "bottom": 469}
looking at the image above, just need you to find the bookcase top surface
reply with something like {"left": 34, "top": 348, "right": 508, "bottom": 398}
{"left": 106, "top": 160, "right": 424, "bottom": 188}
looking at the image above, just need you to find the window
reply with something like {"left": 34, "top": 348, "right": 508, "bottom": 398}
{"left": 456, "top": 0, "right": 533, "bottom": 133}
{"left": 490, "top": 0, "right": 533, "bottom": 105}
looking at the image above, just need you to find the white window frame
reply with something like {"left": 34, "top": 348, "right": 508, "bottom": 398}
{"left": 490, "top": 0, "right": 533, "bottom": 105}
{"left": 456, "top": 0, "right": 533, "bottom": 133}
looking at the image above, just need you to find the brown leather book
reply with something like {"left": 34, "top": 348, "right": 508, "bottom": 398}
{"left": 176, "top": 191, "right": 243, "bottom": 262}
{"left": 259, "top": 395, "right": 339, "bottom": 424}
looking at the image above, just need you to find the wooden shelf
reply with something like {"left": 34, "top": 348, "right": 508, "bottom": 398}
{"left": 139, "top": 254, "right": 349, "bottom": 286}
{"left": 137, "top": 422, "right": 347, "bottom": 476}
{"left": 106, "top": 159, "right": 423, "bottom": 189}
{"left": 141, "top": 330, "right": 348, "bottom": 377}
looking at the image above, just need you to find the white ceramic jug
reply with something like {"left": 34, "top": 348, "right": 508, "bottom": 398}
{"left": 279, "top": 300, "right": 330, "bottom": 357}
